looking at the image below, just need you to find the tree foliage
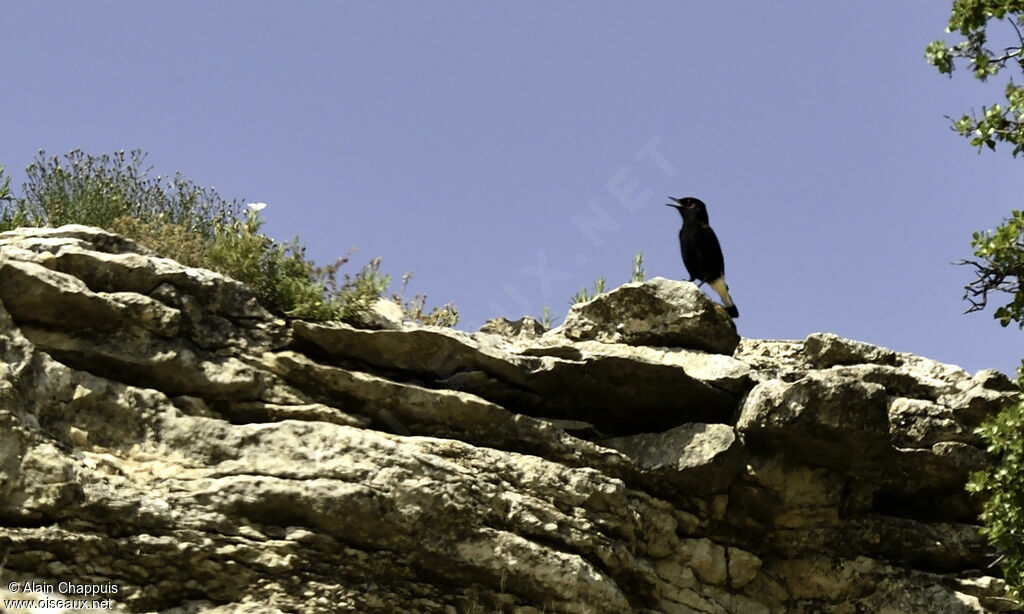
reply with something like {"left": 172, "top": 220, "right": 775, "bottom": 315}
{"left": 927, "top": 0, "right": 1024, "bottom": 154}
{"left": 927, "top": 1, "right": 1024, "bottom": 329}
{"left": 963, "top": 212, "right": 1024, "bottom": 327}
{"left": 967, "top": 399, "right": 1024, "bottom": 596}
{"left": 929, "top": 0, "right": 1024, "bottom": 596}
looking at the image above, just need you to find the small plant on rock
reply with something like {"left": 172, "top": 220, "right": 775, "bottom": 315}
{"left": 391, "top": 272, "right": 460, "bottom": 326}
{"left": 539, "top": 305, "right": 555, "bottom": 329}
{"left": 570, "top": 251, "right": 646, "bottom": 305}
{"left": 631, "top": 251, "right": 646, "bottom": 282}
{"left": 571, "top": 276, "right": 606, "bottom": 305}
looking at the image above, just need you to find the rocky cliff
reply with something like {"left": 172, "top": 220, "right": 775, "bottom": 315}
{"left": 0, "top": 225, "right": 1020, "bottom": 614}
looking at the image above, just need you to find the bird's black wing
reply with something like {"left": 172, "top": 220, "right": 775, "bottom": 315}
{"left": 681, "top": 222, "right": 726, "bottom": 282}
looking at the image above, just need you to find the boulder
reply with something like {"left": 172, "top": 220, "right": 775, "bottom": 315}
{"left": 557, "top": 277, "right": 740, "bottom": 354}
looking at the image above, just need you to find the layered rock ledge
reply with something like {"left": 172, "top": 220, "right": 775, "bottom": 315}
{"left": 0, "top": 225, "right": 1019, "bottom": 613}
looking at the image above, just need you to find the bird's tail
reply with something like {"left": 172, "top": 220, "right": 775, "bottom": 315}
{"left": 708, "top": 276, "right": 739, "bottom": 318}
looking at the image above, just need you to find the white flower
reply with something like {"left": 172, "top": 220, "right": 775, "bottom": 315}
{"left": 247, "top": 202, "right": 268, "bottom": 211}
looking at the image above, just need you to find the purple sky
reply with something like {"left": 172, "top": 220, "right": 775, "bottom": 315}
{"left": 2, "top": 2, "right": 1021, "bottom": 376}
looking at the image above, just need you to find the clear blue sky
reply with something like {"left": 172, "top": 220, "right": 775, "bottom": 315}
{"left": 2, "top": 2, "right": 1021, "bottom": 376}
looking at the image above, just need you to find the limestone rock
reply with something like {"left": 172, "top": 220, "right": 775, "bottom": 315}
{"left": 888, "top": 397, "right": 982, "bottom": 448}
{"left": 804, "top": 332, "right": 897, "bottom": 367}
{"left": 556, "top": 277, "right": 740, "bottom": 354}
{"left": 346, "top": 297, "right": 405, "bottom": 330}
{"left": 736, "top": 372, "right": 893, "bottom": 472}
{"left": 604, "top": 423, "right": 745, "bottom": 496}
{"left": 291, "top": 321, "right": 752, "bottom": 435}
{"left": 0, "top": 225, "right": 1019, "bottom": 613}
{"left": 478, "top": 315, "right": 546, "bottom": 338}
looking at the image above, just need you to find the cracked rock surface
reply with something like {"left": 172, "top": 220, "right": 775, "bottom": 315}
{"left": 0, "top": 225, "right": 1020, "bottom": 613}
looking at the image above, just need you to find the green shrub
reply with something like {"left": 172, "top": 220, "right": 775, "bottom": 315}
{"left": 204, "top": 205, "right": 342, "bottom": 319}
{"left": 0, "top": 149, "right": 460, "bottom": 326}
{"left": 967, "top": 366, "right": 1024, "bottom": 596}
{"left": 0, "top": 166, "right": 37, "bottom": 232}
{"left": 0, "top": 165, "right": 11, "bottom": 205}
{"left": 334, "top": 258, "right": 392, "bottom": 321}
{"left": 266, "top": 239, "right": 342, "bottom": 320}
{"left": 110, "top": 215, "right": 209, "bottom": 267}
{"left": 18, "top": 149, "right": 240, "bottom": 235}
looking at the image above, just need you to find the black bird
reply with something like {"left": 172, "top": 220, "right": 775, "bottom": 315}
{"left": 667, "top": 196, "right": 739, "bottom": 318}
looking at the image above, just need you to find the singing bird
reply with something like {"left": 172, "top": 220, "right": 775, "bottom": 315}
{"left": 666, "top": 196, "right": 739, "bottom": 318}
